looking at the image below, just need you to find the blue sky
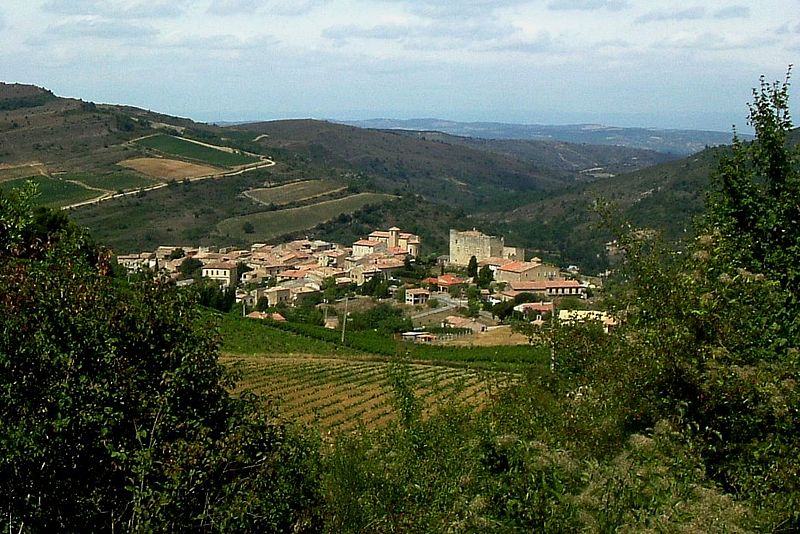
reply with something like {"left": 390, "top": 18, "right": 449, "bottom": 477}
{"left": 1, "top": 0, "right": 797, "bottom": 131}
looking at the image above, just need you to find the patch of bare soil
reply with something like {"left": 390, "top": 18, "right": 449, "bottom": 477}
{"left": 118, "top": 157, "right": 218, "bottom": 179}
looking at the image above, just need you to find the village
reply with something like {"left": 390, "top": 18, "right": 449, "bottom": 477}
{"left": 117, "top": 227, "right": 614, "bottom": 342}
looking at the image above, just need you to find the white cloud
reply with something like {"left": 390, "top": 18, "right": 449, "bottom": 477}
{"left": 488, "top": 32, "right": 559, "bottom": 54}
{"left": 655, "top": 31, "right": 773, "bottom": 51}
{"left": 41, "top": 0, "right": 191, "bottom": 19}
{"left": 378, "top": 0, "right": 531, "bottom": 20}
{"left": 547, "top": 0, "right": 629, "bottom": 11}
{"left": 323, "top": 18, "right": 521, "bottom": 51}
{"left": 713, "top": 5, "right": 750, "bottom": 19}
{"left": 44, "top": 17, "right": 159, "bottom": 41}
{"left": 206, "top": 0, "right": 263, "bottom": 15}
{"left": 159, "top": 33, "right": 278, "bottom": 51}
{"left": 636, "top": 7, "right": 705, "bottom": 23}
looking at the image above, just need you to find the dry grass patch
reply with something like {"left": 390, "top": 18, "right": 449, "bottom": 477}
{"left": 439, "top": 325, "right": 531, "bottom": 347}
{"left": 247, "top": 180, "right": 346, "bottom": 206}
{"left": 0, "top": 162, "right": 48, "bottom": 183}
{"left": 118, "top": 157, "right": 218, "bottom": 180}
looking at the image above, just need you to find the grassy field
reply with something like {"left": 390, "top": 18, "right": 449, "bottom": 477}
{"left": 225, "top": 355, "right": 504, "bottom": 433}
{"left": 70, "top": 171, "right": 157, "bottom": 192}
{"left": 136, "top": 134, "right": 259, "bottom": 167}
{"left": 0, "top": 175, "right": 100, "bottom": 207}
{"left": 216, "top": 192, "right": 396, "bottom": 242}
{"left": 247, "top": 180, "right": 346, "bottom": 206}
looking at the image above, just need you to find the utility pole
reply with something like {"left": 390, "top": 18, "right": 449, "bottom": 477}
{"left": 550, "top": 306, "right": 555, "bottom": 372}
{"left": 341, "top": 295, "right": 348, "bottom": 344}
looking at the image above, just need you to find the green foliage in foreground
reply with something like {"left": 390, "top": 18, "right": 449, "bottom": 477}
{"left": 0, "top": 185, "right": 322, "bottom": 532}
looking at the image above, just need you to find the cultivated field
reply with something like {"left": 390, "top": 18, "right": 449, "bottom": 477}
{"left": 0, "top": 175, "right": 100, "bottom": 207}
{"left": 217, "top": 192, "right": 396, "bottom": 241}
{"left": 247, "top": 180, "right": 346, "bottom": 206}
{"left": 118, "top": 157, "right": 218, "bottom": 179}
{"left": 70, "top": 171, "right": 157, "bottom": 192}
{"left": 225, "top": 355, "right": 505, "bottom": 433}
{"left": 136, "top": 134, "right": 258, "bottom": 167}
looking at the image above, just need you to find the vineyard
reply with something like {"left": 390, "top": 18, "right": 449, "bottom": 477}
{"left": 136, "top": 134, "right": 259, "bottom": 167}
{"left": 225, "top": 355, "right": 512, "bottom": 433}
{"left": 247, "top": 179, "right": 346, "bottom": 206}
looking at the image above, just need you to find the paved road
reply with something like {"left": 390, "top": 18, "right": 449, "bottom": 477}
{"left": 410, "top": 293, "right": 466, "bottom": 320}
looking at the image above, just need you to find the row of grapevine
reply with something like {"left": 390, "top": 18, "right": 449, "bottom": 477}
{"left": 225, "top": 356, "right": 509, "bottom": 433}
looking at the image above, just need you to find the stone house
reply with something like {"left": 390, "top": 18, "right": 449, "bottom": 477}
{"left": 352, "top": 239, "right": 387, "bottom": 258}
{"left": 449, "top": 228, "right": 525, "bottom": 266}
{"left": 368, "top": 227, "right": 421, "bottom": 257}
{"left": 501, "top": 279, "right": 586, "bottom": 300}
{"left": 201, "top": 261, "right": 237, "bottom": 288}
{"left": 495, "top": 261, "right": 561, "bottom": 284}
{"left": 405, "top": 288, "right": 431, "bottom": 306}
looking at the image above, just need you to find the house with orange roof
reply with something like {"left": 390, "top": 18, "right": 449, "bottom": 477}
{"left": 478, "top": 256, "right": 514, "bottom": 273}
{"left": 425, "top": 274, "right": 467, "bottom": 292}
{"left": 495, "top": 260, "right": 561, "bottom": 284}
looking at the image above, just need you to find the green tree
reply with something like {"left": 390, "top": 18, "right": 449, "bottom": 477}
{"left": 0, "top": 191, "right": 322, "bottom": 532}
{"left": 467, "top": 255, "right": 478, "bottom": 278}
{"left": 168, "top": 247, "right": 185, "bottom": 260}
{"left": 477, "top": 264, "right": 493, "bottom": 288}
{"left": 578, "top": 70, "right": 800, "bottom": 530}
{"left": 178, "top": 256, "right": 203, "bottom": 279}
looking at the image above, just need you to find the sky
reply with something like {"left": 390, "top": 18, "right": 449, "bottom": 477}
{"left": 0, "top": 0, "right": 797, "bottom": 132}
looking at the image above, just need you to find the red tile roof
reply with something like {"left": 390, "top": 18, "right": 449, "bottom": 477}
{"left": 437, "top": 274, "right": 466, "bottom": 286}
{"left": 354, "top": 239, "right": 382, "bottom": 247}
{"left": 498, "top": 261, "right": 540, "bottom": 273}
{"left": 203, "top": 261, "right": 236, "bottom": 270}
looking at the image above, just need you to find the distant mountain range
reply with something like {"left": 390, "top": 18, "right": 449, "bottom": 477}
{"left": 337, "top": 118, "right": 751, "bottom": 156}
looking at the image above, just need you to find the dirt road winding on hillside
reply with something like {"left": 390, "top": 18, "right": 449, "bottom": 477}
{"left": 61, "top": 153, "right": 275, "bottom": 210}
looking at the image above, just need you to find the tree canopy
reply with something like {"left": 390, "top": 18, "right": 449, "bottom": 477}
{"left": 0, "top": 184, "right": 321, "bottom": 532}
